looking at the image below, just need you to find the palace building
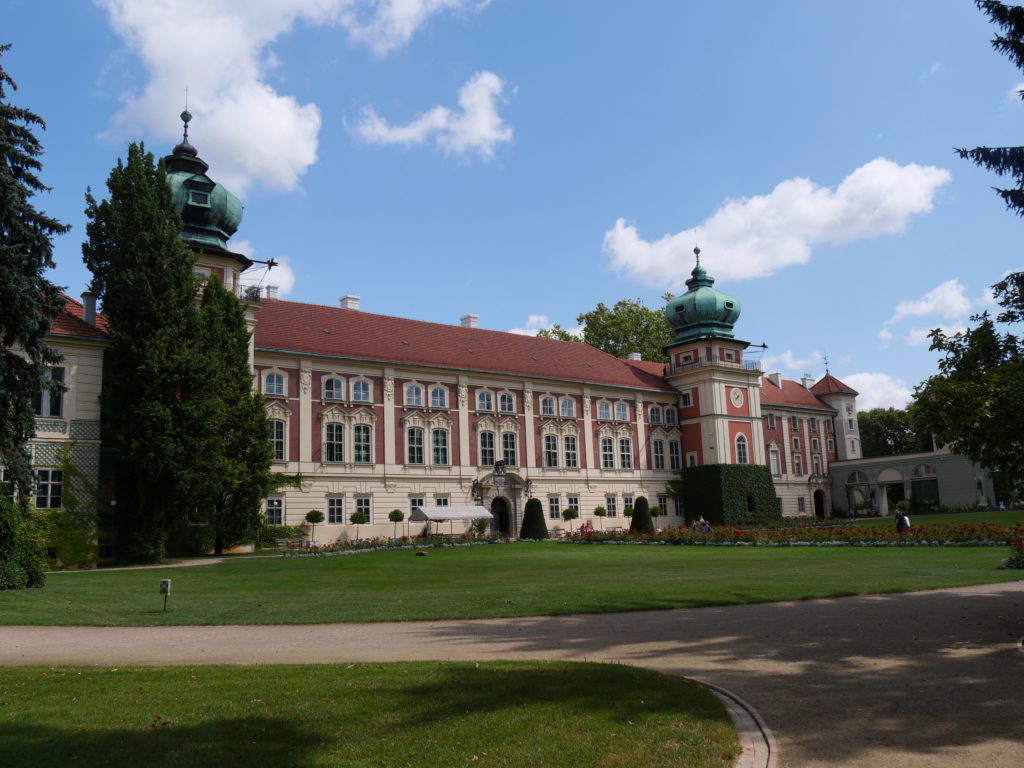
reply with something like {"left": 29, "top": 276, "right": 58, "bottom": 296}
{"left": 21, "top": 123, "right": 992, "bottom": 556}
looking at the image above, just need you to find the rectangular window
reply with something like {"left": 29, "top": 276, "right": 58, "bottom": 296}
{"left": 406, "top": 385, "right": 423, "bottom": 407}
{"left": 792, "top": 436, "right": 801, "bottom": 452}
{"left": 685, "top": 451, "right": 697, "bottom": 468}
{"left": 657, "top": 495, "right": 669, "bottom": 515}
{"left": 265, "top": 498, "right": 283, "bottom": 526}
{"left": 797, "top": 497, "right": 806, "bottom": 514}
{"left": 848, "top": 418, "right": 855, "bottom": 430}
{"left": 431, "top": 387, "right": 447, "bottom": 408}
{"left": 0, "top": 466, "right": 12, "bottom": 503}
{"left": 502, "top": 432, "right": 518, "bottom": 466}
{"left": 623, "top": 495, "right": 634, "bottom": 513}
{"left": 323, "top": 377, "right": 344, "bottom": 400}
{"left": 794, "top": 454, "right": 803, "bottom": 475}
{"left": 328, "top": 497, "right": 344, "bottom": 524}
{"left": 543, "top": 434, "right": 558, "bottom": 467}
{"left": 563, "top": 435, "right": 578, "bottom": 468}
{"left": 615, "top": 402, "right": 629, "bottom": 421}
{"left": 270, "top": 419, "right": 285, "bottom": 461}
{"left": 813, "top": 455, "right": 822, "bottom": 475}
{"left": 541, "top": 397, "right": 555, "bottom": 416}
{"left": 548, "top": 496, "right": 561, "bottom": 520}
{"left": 812, "top": 438, "right": 820, "bottom": 451}
{"left": 598, "top": 402, "right": 611, "bottom": 420}
{"left": 35, "top": 468, "right": 63, "bottom": 509}
{"left": 827, "top": 438, "right": 835, "bottom": 452}
{"left": 653, "top": 440, "right": 665, "bottom": 470}
{"left": 606, "top": 496, "right": 617, "bottom": 518}
{"left": 324, "top": 423, "right": 344, "bottom": 462}
{"left": 669, "top": 441, "right": 681, "bottom": 470}
{"left": 480, "top": 431, "right": 495, "bottom": 466}
{"left": 352, "top": 380, "right": 370, "bottom": 402}
{"left": 32, "top": 367, "right": 65, "bottom": 418}
{"left": 619, "top": 438, "right": 633, "bottom": 469}
{"left": 410, "top": 497, "right": 424, "bottom": 515}
{"left": 407, "top": 428, "right": 424, "bottom": 464}
{"left": 810, "top": 418, "right": 818, "bottom": 432}
{"left": 674, "top": 496, "right": 684, "bottom": 517}
{"left": 601, "top": 437, "right": 614, "bottom": 469}
{"left": 791, "top": 416, "right": 800, "bottom": 430}
{"left": 680, "top": 391, "right": 692, "bottom": 407}
{"left": 432, "top": 429, "right": 449, "bottom": 465}
{"left": 353, "top": 424, "right": 372, "bottom": 463}
{"left": 560, "top": 398, "right": 575, "bottom": 418}
{"left": 499, "top": 393, "right": 515, "bottom": 413}
{"left": 567, "top": 496, "right": 579, "bottom": 513}
{"left": 767, "top": 413, "right": 776, "bottom": 430}
{"left": 770, "top": 449, "right": 781, "bottom": 475}
{"left": 434, "top": 497, "right": 449, "bottom": 507}
{"left": 356, "top": 496, "right": 372, "bottom": 524}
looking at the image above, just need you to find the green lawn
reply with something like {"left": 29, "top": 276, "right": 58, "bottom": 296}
{"left": 0, "top": 661, "right": 738, "bottom": 768}
{"left": 2, "top": 543, "right": 1020, "bottom": 626}
{"left": 843, "top": 509, "right": 1024, "bottom": 528}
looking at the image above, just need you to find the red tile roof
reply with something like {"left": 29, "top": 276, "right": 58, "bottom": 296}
{"left": 810, "top": 373, "right": 858, "bottom": 396}
{"left": 760, "top": 375, "right": 835, "bottom": 411}
{"left": 254, "top": 299, "right": 676, "bottom": 392}
{"left": 50, "top": 296, "right": 111, "bottom": 340}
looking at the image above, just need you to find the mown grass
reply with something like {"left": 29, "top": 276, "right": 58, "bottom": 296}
{"left": 843, "top": 509, "right": 1024, "bottom": 528}
{"left": 1, "top": 543, "right": 1019, "bottom": 626}
{"left": 0, "top": 661, "right": 738, "bottom": 768}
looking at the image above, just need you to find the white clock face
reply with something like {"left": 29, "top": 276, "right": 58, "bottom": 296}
{"left": 730, "top": 388, "right": 745, "bottom": 407}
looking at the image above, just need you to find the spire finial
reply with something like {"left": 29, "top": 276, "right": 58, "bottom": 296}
{"left": 823, "top": 353, "right": 831, "bottom": 376}
{"left": 693, "top": 245, "right": 701, "bottom": 268}
{"left": 180, "top": 106, "right": 192, "bottom": 144}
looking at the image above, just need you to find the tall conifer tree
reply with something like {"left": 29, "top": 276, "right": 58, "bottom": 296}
{"left": 82, "top": 142, "right": 200, "bottom": 562}
{"left": 0, "top": 45, "right": 65, "bottom": 587}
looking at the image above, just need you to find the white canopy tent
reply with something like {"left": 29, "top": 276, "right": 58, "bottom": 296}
{"left": 410, "top": 506, "right": 492, "bottom": 535}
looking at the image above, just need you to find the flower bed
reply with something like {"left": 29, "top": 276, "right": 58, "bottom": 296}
{"left": 564, "top": 521, "right": 1024, "bottom": 547}
{"left": 282, "top": 536, "right": 508, "bottom": 558}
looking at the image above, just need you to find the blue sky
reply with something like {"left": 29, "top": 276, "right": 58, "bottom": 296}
{"left": 5, "top": 0, "right": 1021, "bottom": 409}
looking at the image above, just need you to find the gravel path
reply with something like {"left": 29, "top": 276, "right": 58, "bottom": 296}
{"left": 2, "top": 580, "right": 1021, "bottom": 767}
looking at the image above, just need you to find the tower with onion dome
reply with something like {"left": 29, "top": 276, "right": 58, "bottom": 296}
{"left": 663, "top": 247, "right": 765, "bottom": 469}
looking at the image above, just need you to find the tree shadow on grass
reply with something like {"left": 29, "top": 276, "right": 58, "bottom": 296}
{"left": 406, "top": 584, "right": 1024, "bottom": 765}
{"left": 2, "top": 717, "right": 321, "bottom": 768}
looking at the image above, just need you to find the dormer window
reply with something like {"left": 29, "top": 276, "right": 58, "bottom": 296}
{"left": 405, "top": 384, "right": 424, "bottom": 407}
{"left": 190, "top": 190, "right": 210, "bottom": 205}
{"left": 477, "top": 391, "right": 493, "bottom": 411}
{"left": 541, "top": 396, "right": 556, "bottom": 416}
{"left": 323, "top": 377, "right": 344, "bottom": 400}
{"left": 615, "top": 402, "right": 628, "bottom": 421}
{"left": 265, "top": 372, "right": 285, "bottom": 397}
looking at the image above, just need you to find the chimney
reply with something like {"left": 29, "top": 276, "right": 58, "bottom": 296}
{"left": 265, "top": 285, "right": 279, "bottom": 300}
{"left": 801, "top": 374, "right": 815, "bottom": 390}
{"left": 460, "top": 313, "right": 479, "bottom": 329}
{"left": 340, "top": 294, "right": 360, "bottom": 310}
{"left": 767, "top": 372, "right": 782, "bottom": 388}
{"left": 627, "top": 352, "right": 642, "bottom": 361}
{"left": 81, "top": 291, "right": 97, "bottom": 326}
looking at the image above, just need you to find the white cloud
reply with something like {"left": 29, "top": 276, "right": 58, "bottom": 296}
{"left": 237, "top": 242, "right": 297, "bottom": 296}
{"left": 842, "top": 372, "right": 913, "bottom": 410}
{"left": 508, "top": 314, "right": 583, "bottom": 337}
{"left": 877, "top": 328, "right": 893, "bottom": 349}
{"left": 341, "top": 0, "right": 489, "bottom": 56}
{"left": 355, "top": 71, "right": 513, "bottom": 158}
{"left": 920, "top": 61, "right": 942, "bottom": 80}
{"left": 761, "top": 349, "right": 822, "bottom": 374}
{"left": 888, "top": 279, "right": 972, "bottom": 323}
{"left": 96, "top": 0, "right": 482, "bottom": 195}
{"left": 604, "top": 158, "right": 951, "bottom": 290}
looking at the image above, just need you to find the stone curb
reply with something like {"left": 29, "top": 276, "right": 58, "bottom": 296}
{"left": 695, "top": 678, "right": 778, "bottom": 768}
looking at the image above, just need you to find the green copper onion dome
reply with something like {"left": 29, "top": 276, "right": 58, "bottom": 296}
{"left": 164, "top": 110, "right": 243, "bottom": 252}
{"left": 664, "top": 247, "right": 741, "bottom": 343}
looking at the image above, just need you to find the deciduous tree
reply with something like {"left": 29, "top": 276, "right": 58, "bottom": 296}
{"left": 538, "top": 297, "right": 674, "bottom": 362}
{"left": 857, "top": 407, "right": 932, "bottom": 458}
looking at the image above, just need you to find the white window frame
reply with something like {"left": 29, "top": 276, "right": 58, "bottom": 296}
{"left": 735, "top": 434, "right": 748, "bottom": 464}
{"left": 351, "top": 378, "right": 372, "bottom": 403}
{"left": 615, "top": 402, "right": 629, "bottom": 421}
{"left": 265, "top": 497, "right": 283, "bottom": 526}
{"left": 541, "top": 396, "right": 556, "bottom": 417}
{"left": 407, "top": 427, "right": 425, "bottom": 465}
{"left": 355, "top": 496, "right": 372, "bottom": 524}
{"left": 563, "top": 435, "right": 578, "bottom": 468}
{"left": 792, "top": 436, "right": 801, "bottom": 452}
{"left": 649, "top": 405, "right": 662, "bottom": 424}
{"left": 270, "top": 419, "right": 286, "bottom": 462}
{"left": 405, "top": 383, "right": 424, "bottom": 407}
{"left": 410, "top": 497, "right": 424, "bottom": 515}
{"left": 669, "top": 441, "right": 682, "bottom": 470}
{"left": 665, "top": 407, "right": 678, "bottom": 424}
{"left": 770, "top": 448, "right": 781, "bottom": 475}
{"left": 33, "top": 367, "right": 65, "bottom": 417}
{"left": 794, "top": 453, "right": 803, "bottom": 476}
{"left": 597, "top": 401, "right": 611, "bottom": 420}
{"left": 567, "top": 496, "right": 580, "bottom": 513}
{"left": 480, "top": 430, "right": 496, "bottom": 466}
{"left": 548, "top": 496, "right": 561, "bottom": 520}
{"left": 606, "top": 496, "right": 618, "bottom": 518}
{"left": 328, "top": 497, "right": 345, "bottom": 524}
{"left": 498, "top": 392, "right": 515, "bottom": 413}
{"left": 619, "top": 437, "right": 633, "bottom": 469}
{"left": 324, "top": 422, "right": 345, "bottom": 463}
{"left": 600, "top": 437, "right": 615, "bottom": 469}
{"left": 560, "top": 397, "right": 575, "bottom": 418}
{"left": 543, "top": 434, "right": 559, "bottom": 467}
{"left": 34, "top": 468, "right": 63, "bottom": 509}
{"left": 767, "top": 413, "right": 776, "bottom": 430}
{"left": 653, "top": 439, "right": 665, "bottom": 470}
{"left": 680, "top": 391, "right": 692, "bottom": 408}
{"left": 264, "top": 371, "right": 285, "bottom": 397}
{"left": 502, "top": 432, "right": 518, "bottom": 466}
{"left": 434, "top": 496, "right": 449, "bottom": 507}
{"left": 323, "top": 376, "right": 345, "bottom": 400}
{"left": 477, "top": 390, "right": 494, "bottom": 411}
{"left": 431, "top": 428, "right": 449, "bottom": 465}
{"left": 353, "top": 424, "right": 373, "bottom": 464}
{"left": 813, "top": 454, "right": 822, "bottom": 475}
{"left": 430, "top": 385, "right": 448, "bottom": 409}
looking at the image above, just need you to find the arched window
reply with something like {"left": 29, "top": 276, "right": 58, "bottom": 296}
{"left": 560, "top": 398, "right": 575, "bottom": 418}
{"left": 477, "top": 391, "right": 493, "bottom": 411}
{"left": 353, "top": 424, "right": 372, "bottom": 463}
{"left": 615, "top": 402, "right": 629, "bottom": 421}
{"left": 430, "top": 386, "right": 447, "bottom": 409}
{"left": 597, "top": 401, "right": 611, "bottom": 420}
{"left": 265, "top": 372, "right": 285, "bottom": 396}
{"left": 541, "top": 396, "right": 556, "bottom": 416}
{"left": 405, "top": 384, "right": 423, "bottom": 407}
{"left": 407, "top": 428, "right": 424, "bottom": 464}
{"left": 499, "top": 392, "right": 515, "bottom": 413}
{"left": 269, "top": 419, "right": 285, "bottom": 461}
{"left": 735, "top": 434, "right": 748, "bottom": 464}
{"left": 665, "top": 408, "right": 678, "bottom": 425}
{"left": 432, "top": 429, "right": 449, "bottom": 465}
{"left": 352, "top": 380, "right": 371, "bottom": 402}
{"left": 323, "top": 377, "right": 344, "bottom": 400}
{"left": 649, "top": 406, "right": 662, "bottom": 424}
{"left": 324, "top": 423, "right": 345, "bottom": 462}
{"left": 480, "top": 431, "right": 495, "bottom": 466}
{"left": 846, "top": 470, "right": 869, "bottom": 485}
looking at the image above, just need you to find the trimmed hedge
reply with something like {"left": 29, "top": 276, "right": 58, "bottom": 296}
{"left": 629, "top": 496, "right": 655, "bottom": 534}
{"left": 520, "top": 497, "right": 548, "bottom": 539}
{"left": 679, "top": 464, "right": 781, "bottom": 526}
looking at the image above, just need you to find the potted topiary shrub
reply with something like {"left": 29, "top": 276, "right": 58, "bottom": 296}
{"left": 304, "top": 509, "right": 324, "bottom": 546}
{"left": 520, "top": 497, "right": 548, "bottom": 539}
{"left": 561, "top": 506, "right": 579, "bottom": 533}
{"left": 593, "top": 505, "right": 607, "bottom": 530}
{"left": 629, "top": 496, "right": 655, "bottom": 535}
{"left": 388, "top": 509, "right": 405, "bottom": 539}
{"left": 650, "top": 505, "right": 662, "bottom": 528}
{"left": 349, "top": 509, "right": 369, "bottom": 538}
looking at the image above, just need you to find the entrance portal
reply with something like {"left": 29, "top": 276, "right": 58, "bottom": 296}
{"left": 491, "top": 497, "right": 510, "bottom": 537}
{"left": 813, "top": 490, "right": 826, "bottom": 520}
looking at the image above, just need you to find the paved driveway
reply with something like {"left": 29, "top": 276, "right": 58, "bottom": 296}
{"left": 2, "top": 580, "right": 1022, "bottom": 767}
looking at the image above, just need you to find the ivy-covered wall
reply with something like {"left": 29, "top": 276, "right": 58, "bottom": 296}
{"left": 679, "top": 464, "right": 781, "bottom": 525}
